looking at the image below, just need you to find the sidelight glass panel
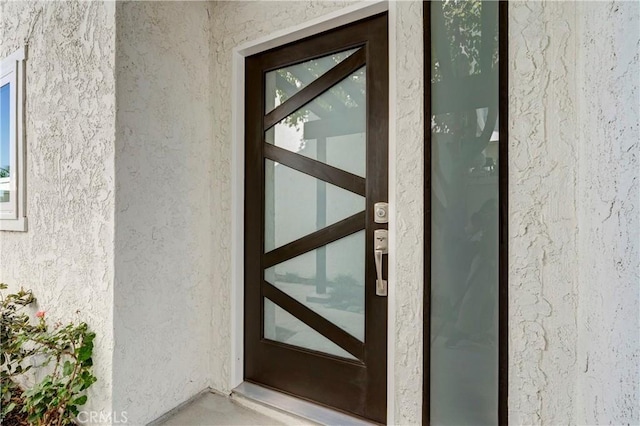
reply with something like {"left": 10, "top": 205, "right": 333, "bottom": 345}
{"left": 264, "top": 159, "right": 365, "bottom": 251}
{"left": 0, "top": 83, "right": 10, "bottom": 203}
{"left": 430, "top": 1, "right": 499, "bottom": 425}
{"left": 265, "top": 231, "right": 365, "bottom": 341}
{"left": 264, "top": 298, "right": 357, "bottom": 360}
{"left": 265, "top": 48, "right": 359, "bottom": 114}
{"left": 431, "top": 1, "right": 496, "bottom": 82}
{"left": 265, "top": 67, "right": 366, "bottom": 178}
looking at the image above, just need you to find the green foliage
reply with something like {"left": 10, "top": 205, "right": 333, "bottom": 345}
{"left": 0, "top": 167, "right": 9, "bottom": 178}
{"left": 0, "top": 284, "right": 97, "bottom": 425}
{"left": 1, "top": 284, "right": 38, "bottom": 419}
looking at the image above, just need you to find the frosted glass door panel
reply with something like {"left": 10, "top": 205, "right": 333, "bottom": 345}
{"left": 265, "top": 48, "right": 360, "bottom": 113}
{"left": 265, "top": 67, "right": 366, "bottom": 178}
{"left": 265, "top": 231, "right": 365, "bottom": 341}
{"left": 264, "top": 298, "right": 357, "bottom": 360}
{"left": 430, "top": 1, "right": 499, "bottom": 425}
{"left": 264, "top": 159, "right": 365, "bottom": 252}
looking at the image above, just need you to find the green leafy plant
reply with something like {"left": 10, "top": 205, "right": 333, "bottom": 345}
{"left": 0, "top": 283, "right": 97, "bottom": 425}
{"left": 1, "top": 285, "right": 39, "bottom": 420}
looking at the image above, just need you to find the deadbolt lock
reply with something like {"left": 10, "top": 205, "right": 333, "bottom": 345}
{"left": 374, "top": 202, "right": 389, "bottom": 224}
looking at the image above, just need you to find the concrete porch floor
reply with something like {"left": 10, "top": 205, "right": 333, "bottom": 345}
{"left": 158, "top": 392, "right": 287, "bottom": 426}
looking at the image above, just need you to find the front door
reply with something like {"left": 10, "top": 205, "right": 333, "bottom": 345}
{"left": 244, "top": 14, "right": 388, "bottom": 423}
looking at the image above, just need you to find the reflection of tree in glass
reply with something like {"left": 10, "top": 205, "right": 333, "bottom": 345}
{"left": 446, "top": 198, "right": 498, "bottom": 347}
{"left": 432, "top": 0, "right": 498, "bottom": 171}
{"left": 431, "top": 0, "right": 500, "bottom": 345}
{"left": 432, "top": 0, "right": 498, "bottom": 83}
{"left": 432, "top": 0, "right": 498, "bottom": 143}
{"left": 0, "top": 167, "right": 9, "bottom": 178}
{"left": 275, "top": 52, "right": 366, "bottom": 129}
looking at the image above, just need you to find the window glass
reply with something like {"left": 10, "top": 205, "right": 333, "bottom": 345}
{"left": 0, "top": 47, "right": 26, "bottom": 230}
{"left": 263, "top": 298, "right": 357, "bottom": 360}
{"left": 264, "top": 159, "right": 365, "bottom": 251}
{"left": 264, "top": 48, "right": 359, "bottom": 114}
{"left": 0, "top": 83, "right": 10, "bottom": 203}
{"left": 265, "top": 231, "right": 365, "bottom": 341}
{"left": 265, "top": 67, "right": 366, "bottom": 178}
{"left": 430, "top": 1, "right": 500, "bottom": 424}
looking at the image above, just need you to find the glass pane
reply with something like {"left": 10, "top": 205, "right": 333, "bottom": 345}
{"left": 264, "top": 298, "right": 356, "bottom": 360}
{"left": 264, "top": 159, "right": 365, "bottom": 251}
{"left": 265, "top": 67, "right": 366, "bottom": 178}
{"left": 265, "top": 231, "right": 365, "bottom": 341}
{"left": 265, "top": 48, "right": 359, "bottom": 114}
{"left": 430, "top": 1, "right": 499, "bottom": 425}
{"left": 431, "top": 1, "right": 497, "bottom": 83}
{"left": 0, "top": 83, "right": 10, "bottom": 203}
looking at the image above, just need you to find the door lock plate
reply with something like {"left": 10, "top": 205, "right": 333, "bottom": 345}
{"left": 374, "top": 202, "right": 389, "bottom": 224}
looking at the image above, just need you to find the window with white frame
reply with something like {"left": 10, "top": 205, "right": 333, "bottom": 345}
{"left": 0, "top": 47, "right": 27, "bottom": 231}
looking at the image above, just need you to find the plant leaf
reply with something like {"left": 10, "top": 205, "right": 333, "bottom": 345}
{"left": 77, "top": 342, "right": 93, "bottom": 362}
{"left": 4, "top": 402, "right": 16, "bottom": 413}
{"left": 63, "top": 360, "right": 74, "bottom": 376}
{"left": 73, "top": 395, "right": 88, "bottom": 406}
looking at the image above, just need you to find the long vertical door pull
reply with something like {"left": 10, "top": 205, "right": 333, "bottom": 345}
{"left": 374, "top": 229, "right": 388, "bottom": 296}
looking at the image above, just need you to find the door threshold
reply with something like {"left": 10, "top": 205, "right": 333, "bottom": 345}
{"left": 232, "top": 382, "right": 377, "bottom": 426}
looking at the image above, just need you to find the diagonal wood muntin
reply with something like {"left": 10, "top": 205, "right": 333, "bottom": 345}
{"left": 263, "top": 211, "right": 365, "bottom": 268}
{"left": 264, "top": 48, "right": 366, "bottom": 130}
{"left": 262, "top": 283, "right": 365, "bottom": 361}
{"left": 263, "top": 143, "right": 366, "bottom": 197}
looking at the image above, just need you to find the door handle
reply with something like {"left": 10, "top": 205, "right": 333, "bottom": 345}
{"left": 374, "top": 229, "right": 388, "bottom": 296}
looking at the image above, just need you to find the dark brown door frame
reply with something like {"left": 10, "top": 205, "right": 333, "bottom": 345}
{"left": 423, "top": 2, "right": 509, "bottom": 424}
{"left": 244, "top": 13, "right": 389, "bottom": 424}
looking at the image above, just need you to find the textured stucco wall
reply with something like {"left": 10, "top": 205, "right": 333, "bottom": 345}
{"left": 508, "top": 2, "right": 579, "bottom": 423}
{"left": 0, "top": 1, "right": 115, "bottom": 419}
{"left": 575, "top": 1, "right": 639, "bottom": 424}
{"left": 509, "top": 1, "right": 639, "bottom": 424}
{"left": 389, "top": 2, "right": 424, "bottom": 424}
{"left": 113, "top": 2, "right": 214, "bottom": 424}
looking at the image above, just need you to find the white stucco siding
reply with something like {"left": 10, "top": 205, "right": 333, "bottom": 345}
{"left": 0, "top": 1, "right": 116, "bottom": 420}
{"left": 508, "top": 2, "right": 579, "bottom": 424}
{"left": 113, "top": 2, "right": 214, "bottom": 424}
{"left": 576, "top": 1, "right": 639, "bottom": 424}
{"left": 509, "top": 1, "right": 639, "bottom": 424}
{"left": 390, "top": 2, "right": 425, "bottom": 424}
